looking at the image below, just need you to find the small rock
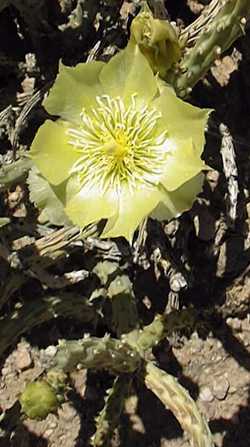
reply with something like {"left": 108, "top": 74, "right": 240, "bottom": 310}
{"left": 169, "top": 273, "right": 187, "bottom": 292}
{"left": 44, "top": 346, "right": 58, "bottom": 358}
{"left": 226, "top": 317, "right": 241, "bottom": 331}
{"left": 48, "top": 419, "right": 58, "bottom": 429}
{"left": 199, "top": 386, "right": 214, "bottom": 403}
{"left": 173, "top": 348, "right": 191, "bottom": 367}
{"left": 43, "top": 428, "right": 54, "bottom": 438}
{"left": 15, "top": 349, "right": 32, "bottom": 370}
{"left": 70, "top": 370, "right": 87, "bottom": 398}
{"left": 242, "top": 335, "right": 250, "bottom": 347}
{"left": 216, "top": 340, "right": 223, "bottom": 349}
{"left": 213, "top": 377, "right": 230, "bottom": 400}
{"left": 1, "top": 366, "right": 12, "bottom": 377}
{"left": 58, "top": 403, "right": 77, "bottom": 422}
{"left": 187, "top": 0, "right": 204, "bottom": 15}
{"left": 199, "top": 401, "right": 216, "bottom": 421}
{"left": 164, "top": 219, "right": 179, "bottom": 237}
{"left": 206, "top": 170, "right": 220, "bottom": 191}
{"left": 190, "top": 338, "right": 203, "bottom": 354}
{"left": 241, "top": 318, "right": 250, "bottom": 332}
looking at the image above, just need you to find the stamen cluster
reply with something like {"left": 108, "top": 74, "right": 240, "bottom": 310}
{"left": 67, "top": 95, "right": 169, "bottom": 191}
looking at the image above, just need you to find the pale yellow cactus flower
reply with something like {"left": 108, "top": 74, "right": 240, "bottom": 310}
{"left": 30, "top": 43, "right": 210, "bottom": 242}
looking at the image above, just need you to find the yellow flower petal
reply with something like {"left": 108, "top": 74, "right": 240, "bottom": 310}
{"left": 99, "top": 42, "right": 158, "bottom": 104}
{"left": 65, "top": 184, "right": 118, "bottom": 228}
{"left": 151, "top": 173, "right": 204, "bottom": 220}
{"left": 43, "top": 61, "right": 105, "bottom": 123}
{"left": 28, "top": 167, "right": 70, "bottom": 225}
{"left": 160, "top": 138, "right": 205, "bottom": 191}
{"left": 153, "top": 85, "right": 211, "bottom": 154}
{"left": 102, "top": 185, "right": 163, "bottom": 242}
{"left": 30, "top": 120, "right": 79, "bottom": 185}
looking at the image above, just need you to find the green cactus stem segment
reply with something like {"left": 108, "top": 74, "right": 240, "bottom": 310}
{"left": 67, "top": 94, "right": 170, "bottom": 191}
{"left": 171, "top": 0, "right": 250, "bottom": 96}
{"left": 52, "top": 337, "right": 141, "bottom": 374}
{"left": 125, "top": 309, "right": 197, "bottom": 353}
{"left": 144, "top": 362, "right": 214, "bottom": 447}
{"left": 0, "top": 293, "right": 97, "bottom": 357}
{"left": 91, "top": 375, "right": 131, "bottom": 447}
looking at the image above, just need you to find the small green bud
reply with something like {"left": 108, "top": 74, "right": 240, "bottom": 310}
{"left": 130, "top": 3, "right": 181, "bottom": 77}
{"left": 20, "top": 380, "right": 59, "bottom": 420}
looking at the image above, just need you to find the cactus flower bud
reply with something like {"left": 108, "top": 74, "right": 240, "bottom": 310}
{"left": 20, "top": 380, "right": 59, "bottom": 420}
{"left": 130, "top": 3, "right": 181, "bottom": 77}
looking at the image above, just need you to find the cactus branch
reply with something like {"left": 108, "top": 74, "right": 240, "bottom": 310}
{"left": 144, "top": 362, "right": 214, "bottom": 447}
{"left": 170, "top": 0, "right": 250, "bottom": 96}
{"left": 45, "top": 309, "right": 197, "bottom": 374}
{"left": 0, "top": 294, "right": 97, "bottom": 357}
{"left": 180, "top": 0, "right": 222, "bottom": 47}
{"left": 125, "top": 309, "right": 197, "bottom": 353}
{"left": 91, "top": 375, "right": 131, "bottom": 447}
{"left": 50, "top": 337, "right": 141, "bottom": 374}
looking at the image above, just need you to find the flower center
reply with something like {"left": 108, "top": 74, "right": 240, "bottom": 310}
{"left": 67, "top": 94, "right": 170, "bottom": 191}
{"left": 103, "top": 134, "right": 128, "bottom": 159}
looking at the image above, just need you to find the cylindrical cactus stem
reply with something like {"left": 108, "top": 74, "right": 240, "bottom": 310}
{"left": 50, "top": 336, "right": 141, "bottom": 374}
{"left": 107, "top": 274, "right": 139, "bottom": 336}
{"left": 91, "top": 375, "right": 132, "bottom": 447}
{"left": 125, "top": 309, "right": 197, "bottom": 353}
{"left": 0, "top": 293, "right": 97, "bottom": 357}
{"left": 144, "top": 362, "right": 214, "bottom": 447}
{"left": 93, "top": 261, "right": 139, "bottom": 336}
{"left": 170, "top": 0, "right": 250, "bottom": 96}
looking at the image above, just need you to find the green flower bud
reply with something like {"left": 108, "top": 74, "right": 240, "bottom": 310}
{"left": 130, "top": 3, "right": 181, "bottom": 77}
{"left": 20, "top": 381, "right": 59, "bottom": 420}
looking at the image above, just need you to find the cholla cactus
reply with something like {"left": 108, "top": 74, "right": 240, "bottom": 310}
{"left": 172, "top": 0, "right": 250, "bottom": 96}
{"left": 29, "top": 42, "right": 210, "bottom": 242}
